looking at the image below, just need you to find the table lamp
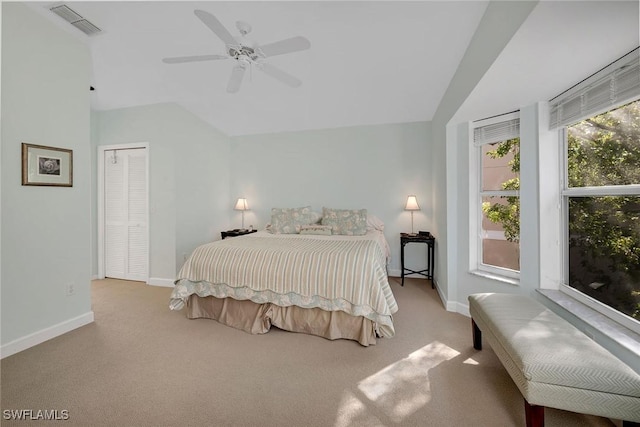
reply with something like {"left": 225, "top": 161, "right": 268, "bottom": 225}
{"left": 405, "top": 195, "right": 420, "bottom": 235}
{"left": 234, "top": 198, "right": 249, "bottom": 230}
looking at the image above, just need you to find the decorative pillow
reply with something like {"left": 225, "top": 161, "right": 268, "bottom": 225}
{"left": 321, "top": 207, "right": 368, "bottom": 236}
{"left": 270, "top": 206, "right": 315, "bottom": 234}
{"left": 299, "top": 225, "right": 333, "bottom": 235}
{"left": 308, "top": 211, "right": 322, "bottom": 224}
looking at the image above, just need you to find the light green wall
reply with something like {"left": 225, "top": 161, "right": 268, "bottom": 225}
{"left": 92, "top": 103, "right": 231, "bottom": 281}
{"left": 230, "top": 121, "right": 432, "bottom": 274}
{"left": 1, "top": 3, "right": 92, "bottom": 345}
{"left": 92, "top": 110, "right": 429, "bottom": 280}
{"left": 430, "top": 1, "right": 538, "bottom": 306}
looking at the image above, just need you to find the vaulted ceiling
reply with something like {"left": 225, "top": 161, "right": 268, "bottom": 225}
{"left": 28, "top": 1, "right": 488, "bottom": 135}
{"left": 27, "top": 1, "right": 639, "bottom": 136}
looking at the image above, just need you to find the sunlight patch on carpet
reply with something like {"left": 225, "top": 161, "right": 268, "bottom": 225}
{"left": 335, "top": 341, "right": 460, "bottom": 424}
{"left": 334, "top": 391, "right": 384, "bottom": 427}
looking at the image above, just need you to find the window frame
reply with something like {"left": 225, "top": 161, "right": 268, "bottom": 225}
{"left": 559, "top": 107, "right": 640, "bottom": 334}
{"left": 470, "top": 112, "right": 521, "bottom": 280}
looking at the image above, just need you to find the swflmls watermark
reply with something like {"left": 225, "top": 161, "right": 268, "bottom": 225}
{"left": 3, "top": 409, "right": 69, "bottom": 421}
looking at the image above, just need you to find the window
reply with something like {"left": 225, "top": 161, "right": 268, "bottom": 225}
{"left": 563, "top": 100, "right": 640, "bottom": 323}
{"left": 472, "top": 113, "right": 520, "bottom": 278}
{"left": 551, "top": 47, "right": 640, "bottom": 329}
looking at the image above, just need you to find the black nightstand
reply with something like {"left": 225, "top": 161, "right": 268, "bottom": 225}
{"left": 400, "top": 232, "right": 435, "bottom": 287}
{"left": 221, "top": 229, "right": 257, "bottom": 239}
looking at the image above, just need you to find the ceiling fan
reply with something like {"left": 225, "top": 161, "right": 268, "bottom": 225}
{"left": 162, "top": 10, "right": 311, "bottom": 93}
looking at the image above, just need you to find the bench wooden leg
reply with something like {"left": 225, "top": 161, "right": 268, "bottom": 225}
{"left": 524, "top": 399, "right": 544, "bottom": 427}
{"left": 472, "top": 319, "right": 482, "bottom": 350}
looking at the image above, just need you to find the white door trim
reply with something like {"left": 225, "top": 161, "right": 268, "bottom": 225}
{"left": 97, "top": 142, "right": 150, "bottom": 283}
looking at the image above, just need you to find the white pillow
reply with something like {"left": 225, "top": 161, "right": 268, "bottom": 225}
{"left": 366, "top": 214, "right": 385, "bottom": 231}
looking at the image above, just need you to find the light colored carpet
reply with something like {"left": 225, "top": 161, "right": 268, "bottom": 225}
{"left": 1, "top": 277, "right": 614, "bottom": 426}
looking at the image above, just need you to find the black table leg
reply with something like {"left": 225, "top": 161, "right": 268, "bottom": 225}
{"left": 400, "top": 241, "right": 406, "bottom": 286}
{"left": 428, "top": 242, "right": 435, "bottom": 288}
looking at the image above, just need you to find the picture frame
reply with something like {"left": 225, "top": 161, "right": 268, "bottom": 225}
{"left": 21, "top": 143, "right": 73, "bottom": 187}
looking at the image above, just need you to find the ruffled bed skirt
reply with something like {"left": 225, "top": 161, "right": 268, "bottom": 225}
{"left": 186, "top": 295, "right": 378, "bottom": 346}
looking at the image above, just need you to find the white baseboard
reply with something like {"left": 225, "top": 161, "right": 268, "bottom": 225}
{"left": 458, "top": 302, "right": 471, "bottom": 317}
{"left": 0, "top": 311, "right": 94, "bottom": 359}
{"left": 148, "top": 277, "right": 174, "bottom": 288}
{"left": 433, "top": 281, "right": 452, "bottom": 311}
{"left": 431, "top": 280, "right": 466, "bottom": 314}
{"left": 387, "top": 268, "right": 401, "bottom": 277}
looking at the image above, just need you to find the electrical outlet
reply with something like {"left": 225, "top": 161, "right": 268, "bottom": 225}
{"left": 65, "top": 283, "right": 75, "bottom": 296}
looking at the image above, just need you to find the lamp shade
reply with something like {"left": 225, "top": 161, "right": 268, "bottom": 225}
{"left": 234, "top": 198, "right": 249, "bottom": 211}
{"left": 405, "top": 195, "right": 420, "bottom": 211}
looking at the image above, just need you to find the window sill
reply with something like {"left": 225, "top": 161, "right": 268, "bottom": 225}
{"left": 536, "top": 289, "right": 640, "bottom": 373}
{"left": 469, "top": 269, "right": 520, "bottom": 286}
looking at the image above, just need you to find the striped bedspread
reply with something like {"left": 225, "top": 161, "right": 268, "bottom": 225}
{"left": 169, "top": 230, "right": 398, "bottom": 337}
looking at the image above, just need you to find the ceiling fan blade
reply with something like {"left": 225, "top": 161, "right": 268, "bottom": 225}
{"left": 258, "top": 36, "right": 311, "bottom": 58}
{"left": 194, "top": 9, "right": 237, "bottom": 47}
{"left": 258, "top": 63, "right": 302, "bottom": 88}
{"left": 162, "top": 54, "right": 228, "bottom": 64}
{"left": 227, "top": 65, "right": 246, "bottom": 93}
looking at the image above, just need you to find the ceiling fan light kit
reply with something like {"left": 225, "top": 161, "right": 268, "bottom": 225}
{"left": 162, "top": 9, "right": 310, "bottom": 93}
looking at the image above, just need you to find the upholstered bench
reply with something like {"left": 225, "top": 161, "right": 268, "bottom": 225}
{"left": 468, "top": 293, "right": 640, "bottom": 427}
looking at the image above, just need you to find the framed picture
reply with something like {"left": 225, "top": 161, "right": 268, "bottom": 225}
{"left": 22, "top": 143, "right": 73, "bottom": 187}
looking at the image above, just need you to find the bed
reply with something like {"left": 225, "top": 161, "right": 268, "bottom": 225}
{"left": 169, "top": 208, "right": 398, "bottom": 346}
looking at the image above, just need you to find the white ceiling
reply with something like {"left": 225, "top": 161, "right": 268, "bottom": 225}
{"left": 27, "top": 1, "right": 639, "bottom": 136}
{"left": 29, "top": 1, "right": 489, "bottom": 136}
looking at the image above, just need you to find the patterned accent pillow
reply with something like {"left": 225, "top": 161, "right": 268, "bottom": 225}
{"left": 299, "top": 225, "right": 333, "bottom": 235}
{"left": 321, "top": 208, "right": 368, "bottom": 236}
{"left": 308, "top": 211, "right": 322, "bottom": 224}
{"left": 270, "top": 206, "right": 315, "bottom": 234}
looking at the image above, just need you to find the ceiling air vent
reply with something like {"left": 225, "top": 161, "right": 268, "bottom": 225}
{"left": 49, "top": 4, "right": 102, "bottom": 36}
{"left": 71, "top": 19, "right": 102, "bottom": 36}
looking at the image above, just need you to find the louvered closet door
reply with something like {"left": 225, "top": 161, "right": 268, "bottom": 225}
{"left": 104, "top": 148, "right": 148, "bottom": 281}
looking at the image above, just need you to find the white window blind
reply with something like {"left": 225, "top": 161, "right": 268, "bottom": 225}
{"left": 473, "top": 117, "right": 520, "bottom": 146}
{"left": 549, "top": 47, "right": 640, "bottom": 129}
